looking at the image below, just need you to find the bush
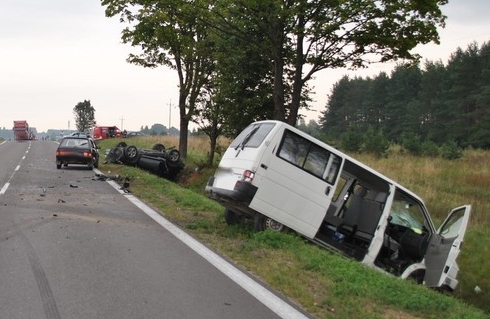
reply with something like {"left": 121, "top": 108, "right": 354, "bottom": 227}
{"left": 441, "top": 140, "right": 463, "bottom": 160}
{"left": 341, "top": 130, "right": 363, "bottom": 152}
{"left": 363, "top": 127, "right": 390, "bottom": 158}
{"left": 420, "top": 140, "right": 440, "bottom": 157}
{"left": 401, "top": 133, "right": 422, "bottom": 156}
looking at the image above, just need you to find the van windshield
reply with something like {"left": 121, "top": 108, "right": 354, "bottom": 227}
{"left": 230, "top": 123, "right": 276, "bottom": 149}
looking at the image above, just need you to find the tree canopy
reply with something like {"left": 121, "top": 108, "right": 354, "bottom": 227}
{"left": 208, "top": 0, "right": 447, "bottom": 126}
{"left": 73, "top": 100, "right": 95, "bottom": 132}
{"left": 102, "top": 0, "right": 449, "bottom": 162}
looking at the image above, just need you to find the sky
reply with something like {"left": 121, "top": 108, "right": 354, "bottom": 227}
{"left": 1, "top": 0, "right": 489, "bottom": 133}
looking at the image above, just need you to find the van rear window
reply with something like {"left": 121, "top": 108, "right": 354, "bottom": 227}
{"left": 230, "top": 123, "right": 276, "bottom": 149}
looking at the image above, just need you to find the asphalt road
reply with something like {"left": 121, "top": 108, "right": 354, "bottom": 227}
{"left": 0, "top": 140, "right": 311, "bottom": 319}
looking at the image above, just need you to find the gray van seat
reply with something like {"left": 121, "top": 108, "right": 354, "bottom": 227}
{"left": 354, "top": 192, "right": 387, "bottom": 242}
{"left": 339, "top": 186, "right": 368, "bottom": 234}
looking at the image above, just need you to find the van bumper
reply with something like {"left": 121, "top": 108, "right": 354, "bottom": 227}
{"left": 205, "top": 177, "right": 257, "bottom": 205}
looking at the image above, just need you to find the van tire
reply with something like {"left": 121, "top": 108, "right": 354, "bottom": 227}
{"left": 224, "top": 209, "right": 240, "bottom": 225}
{"left": 408, "top": 270, "right": 425, "bottom": 285}
{"left": 254, "top": 214, "right": 286, "bottom": 232}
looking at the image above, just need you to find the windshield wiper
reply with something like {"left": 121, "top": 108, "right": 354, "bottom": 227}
{"left": 235, "top": 126, "right": 259, "bottom": 150}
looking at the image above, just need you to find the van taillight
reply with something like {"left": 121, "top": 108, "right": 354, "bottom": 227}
{"left": 241, "top": 170, "right": 255, "bottom": 182}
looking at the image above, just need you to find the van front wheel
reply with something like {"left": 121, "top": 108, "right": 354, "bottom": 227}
{"left": 254, "top": 214, "right": 286, "bottom": 232}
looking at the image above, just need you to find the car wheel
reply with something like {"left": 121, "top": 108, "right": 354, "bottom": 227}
{"left": 254, "top": 214, "right": 286, "bottom": 232}
{"left": 168, "top": 149, "right": 180, "bottom": 163}
{"left": 124, "top": 145, "right": 139, "bottom": 164}
{"left": 56, "top": 163, "right": 61, "bottom": 169}
{"left": 152, "top": 143, "right": 165, "bottom": 152}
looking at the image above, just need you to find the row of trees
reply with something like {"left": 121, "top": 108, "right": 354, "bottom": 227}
{"left": 101, "top": 0, "right": 448, "bottom": 163}
{"left": 319, "top": 41, "right": 490, "bottom": 149}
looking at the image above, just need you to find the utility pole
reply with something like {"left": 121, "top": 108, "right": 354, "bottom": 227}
{"left": 120, "top": 116, "right": 125, "bottom": 130}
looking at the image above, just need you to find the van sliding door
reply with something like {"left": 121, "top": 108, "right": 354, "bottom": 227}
{"left": 250, "top": 129, "right": 342, "bottom": 238}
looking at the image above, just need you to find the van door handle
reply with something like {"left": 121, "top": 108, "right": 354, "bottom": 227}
{"left": 260, "top": 163, "right": 268, "bottom": 170}
{"left": 325, "top": 186, "right": 331, "bottom": 196}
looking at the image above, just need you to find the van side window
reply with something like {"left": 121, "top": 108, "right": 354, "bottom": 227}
{"left": 278, "top": 130, "right": 341, "bottom": 184}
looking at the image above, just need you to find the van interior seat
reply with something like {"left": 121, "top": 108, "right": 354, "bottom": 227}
{"left": 339, "top": 186, "right": 368, "bottom": 234}
{"left": 354, "top": 192, "right": 387, "bottom": 242}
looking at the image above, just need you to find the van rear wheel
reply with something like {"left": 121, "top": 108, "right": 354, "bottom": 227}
{"left": 224, "top": 209, "right": 240, "bottom": 225}
{"left": 254, "top": 214, "right": 286, "bottom": 232}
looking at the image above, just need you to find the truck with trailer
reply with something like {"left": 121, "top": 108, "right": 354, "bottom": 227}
{"left": 13, "top": 120, "right": 34, "bottom": 140}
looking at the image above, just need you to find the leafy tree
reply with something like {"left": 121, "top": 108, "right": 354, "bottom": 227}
{"left": 209, "top": 24, "right": 275, "bottom": 137}
{"left": 102, "top": 0, "right": 215, "bottom": 158}
{"left": 210, "top": 0, "right": 447, "bottom": 126}
{"left": 73, "top": 100, "right": 95, "bottom": 132}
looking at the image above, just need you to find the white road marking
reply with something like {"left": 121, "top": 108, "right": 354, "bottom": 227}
{"left": 0, "top": 141, "right": 31, "bottom": 196}
{"left": 0, "top": 183, "right": 9, "bottom": 195}
{"left": 97, "top": 171, "right": 311, "bottom": 319}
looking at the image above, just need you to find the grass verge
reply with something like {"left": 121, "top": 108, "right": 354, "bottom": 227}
{"left": 96, "top": 137, "right": 489, "bottom": 319}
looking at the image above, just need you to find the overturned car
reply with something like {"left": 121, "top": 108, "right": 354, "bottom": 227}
{"left": 105, "top": 142, "right": 185, "bottom": 180}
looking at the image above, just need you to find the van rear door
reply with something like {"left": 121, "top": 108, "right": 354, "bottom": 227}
{"left": 250, "top": 129, "right": 342, "bottom": 238}
{"left": 423, "top": 205, "right": 471, "bottom": 288}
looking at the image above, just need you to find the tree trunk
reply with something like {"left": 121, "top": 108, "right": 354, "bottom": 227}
{"left": 270, "top": 18, "right": 286, "bottom": 122}
{"left": 287, "top": 14, "right": 305, "bottom": 128}
{"left": 179, "top": 115, "right": 189, "bottom": 159}
{"left": 273, "top": 58, "right": 285, "bottom": 122}
{"left": 178, "top": 86, "right": 189, "bottom": 158}
{"left": 208, "top": 131, "right": 217, "bottom": 166}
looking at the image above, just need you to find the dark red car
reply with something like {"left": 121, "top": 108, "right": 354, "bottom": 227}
{"left": 56, "top": 137, "right": 99, "bottom": 169}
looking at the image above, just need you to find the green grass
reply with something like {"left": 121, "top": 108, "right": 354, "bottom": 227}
{"left": 96, "top": 138, "right": 490, "bottom": 319}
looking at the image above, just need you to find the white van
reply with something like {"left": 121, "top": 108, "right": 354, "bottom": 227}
{"left": 206, "top": 120, "right": 471, "bottom": 291}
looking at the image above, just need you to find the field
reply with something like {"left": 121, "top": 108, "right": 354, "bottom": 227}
{"left": 97, "top": 136, "right": 490, "bottom": 318}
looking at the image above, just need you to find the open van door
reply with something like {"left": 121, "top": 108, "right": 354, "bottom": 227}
{"left": 423, "top": 205, "right": 471, "bottom": 288}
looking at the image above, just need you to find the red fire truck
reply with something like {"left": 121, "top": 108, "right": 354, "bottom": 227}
{"left": 92, "top": 126, "right": 123, "bottom": 140}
